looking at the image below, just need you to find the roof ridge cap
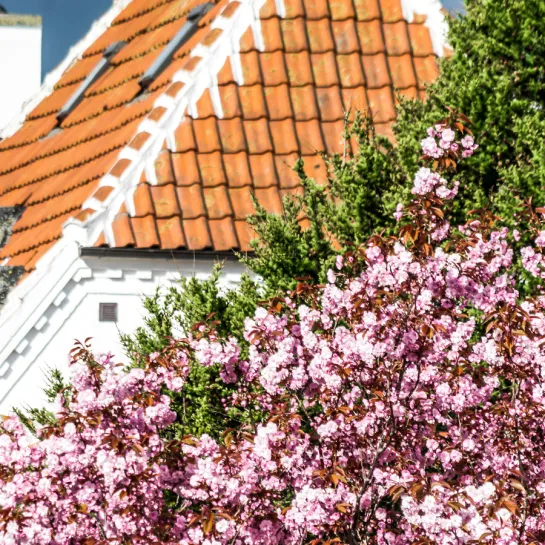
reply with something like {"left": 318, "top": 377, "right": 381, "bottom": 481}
{"left": 63, "top": 0, "right": 266, "bottom": 250}
{"left": 0, "top": 0, "right": 133, "bottom": 139}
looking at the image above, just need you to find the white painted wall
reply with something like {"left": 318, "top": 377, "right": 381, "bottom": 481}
{"left": 0, "top": 256, "right": 245, "bottom": 414}
{"left": 0, "top": 20, "right": 42, "bottom": 130}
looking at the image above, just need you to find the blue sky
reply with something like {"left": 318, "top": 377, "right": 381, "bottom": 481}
{"left": 3, "top": 0, "right": 464, "bottom": 80}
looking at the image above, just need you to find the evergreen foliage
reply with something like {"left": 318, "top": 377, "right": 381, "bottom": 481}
{"left": 122, "top": 0, "right": 545, "bottom": 436}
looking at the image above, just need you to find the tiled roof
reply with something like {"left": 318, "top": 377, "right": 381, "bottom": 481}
{"left": 0, "top": 0, "right": 443, "bottom": 278}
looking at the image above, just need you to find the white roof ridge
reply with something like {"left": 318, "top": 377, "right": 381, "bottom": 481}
{"left": 0, "top": 0, "right": 133, "bottom": 140}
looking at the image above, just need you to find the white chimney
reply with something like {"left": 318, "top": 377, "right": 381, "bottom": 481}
{"left": 0, "top": 7, "right": 42, "bottom": 130}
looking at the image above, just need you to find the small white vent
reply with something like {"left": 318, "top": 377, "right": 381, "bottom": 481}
{"left": 99, "top": 302, "right": 118, "bottom": 322}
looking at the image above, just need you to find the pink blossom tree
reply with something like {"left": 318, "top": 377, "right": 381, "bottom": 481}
{"left": 2, "top": 117, "right": 545, "bottom": 544}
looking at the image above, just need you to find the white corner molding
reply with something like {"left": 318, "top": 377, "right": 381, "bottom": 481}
{"left": 0, "top": 0, "right": 132, "bottom": 140}
{"left": 401, "top": 0, "right": 449, "bottom": 57}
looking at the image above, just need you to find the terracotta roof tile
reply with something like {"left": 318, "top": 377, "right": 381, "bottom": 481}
{"left": 112, "top": 213, "right": 136, "bottom": 247}
{"left": 249, "top": 152, "right": 278, "bottom": 188}
{"left": 357, "top": 20, "right": 385, "bottom": 54}
{"left": 275, "top": 153, "right": 301, "bottom": 188}
{"left": 331, "top": 20, "right": 360, "bottom": 53}
{"left": 285, "top": 52, "right": 314, "bottom": 86}
{"left": 131, "top": 215, "right": 160, "bottom": 248}
{"left": 172, "top": 151, "right": 201, "bottom": 186}
{"left": 353, "top": 0, "right": 381, "bottom": 21}
{"left": 374, "top": 121, "right": 395, "bottom": 140}
{"left": 224, "top": 152, "right": 252, "bottom": 187}
{"left": 306, "top": 19, "right": 335, "bottom": 53}
{"left": 414, "top": 56, "right": 440, "bottom": 87}
{"left": 367, "top": 87, "right": 396, "bottom": 122}
{"left": 270, "top": 119, "right": 299, "bottom": 154}
{"left": 150, "top": 183, "right": 179, "bottom": 217}
{"left": 378, "top": 0, "right": 404, "bottom": 22}
{"left": 337, "top": 53, "right": 365, "bottom": 87}
{"left": 94, "top": 232, "right": 107, "bottom": 247}
{"left": 255, "top": 187, "right": 283, "bottom": 214}
{"left": 208, "top": 218, "right": 239, "bottom": 250}
{"left": 183, "top": 217, "right": 212, "bottom": 249}
{"left": 174, "top": 119, "right": 197, "bottom": 152}
{"left": 239, "top": 26, "right": 257, "bottom": 53}
{"left": 133, "top": 183, "right": 155, "bottom": 216}
{"left": 330, "top": 0, "right": 356, "bottom": 19}
{"left": 302, "top": 0, "right": 330, "bottom": 18}
{"left": 218, "top": 118, "right": 247, "bottom": 153}
{"left": 383, "top": 21, "right": 411, "bottom": 55}
{"left": 280, "top": 186, "right": 304, "bottom": 199}
{"left": 220, "top": 1, "right": 242, "bottom": 19}
{"left": 362, "top": 53, "right": 391, "bottom": 88}
{"left": 198, "top": 152, "right": 227, "bottom": 187}
{"left": 342, "top": 86, "right": 369, "bottom": 113}
{"left": 154, "top": 150, "right": 176, "bottom": 185}
{"left": 316, "top": 86, "right": 344, "bottom": 121}
{"left": 193, "top": 118, "right": 221, "bottom": 153}
{"left": 0, "top": 0, "right": 442, "bottom": 268}
{"left": 290, "top": 85, "right": 319, "bottom": 120}
{"left": 260, "top": 52, "right": 289, "bottom": 86}
{"left": 302, "top": 154, "right": 328, "bottom": 185}
{"left": 203, "top": 185, "right": 233, "bottom": 218}
{"left": 296, "top": 120, "right": 326, "bottom": 154}
{"left": 244, "top": 119, "right": 274, "bottom": 154}
{"left": 130, "top": 131, "right": 152, "bottom": 151}
{"left": 234, "top": 219, "right": 255, "bottom": 252}
{"left": 408, "top": 23, "right": 435, "bottom": 56}
{"left": 311, "top": 52, "right": 340, "bottom": 86}
{"left": 281, "top": 18, "right": 309, "bottom": 52}
{"left": 157, "top": 216, "right": 186, "bottom": 249}
{"left": 217, "top": 57, "right": 236, "bottom": 85}
{"left": 239, "top": 85, "right": 268, "bottom": 119}
{"left": 261, "top": 17, "right": 283, "bottom": 51}
{"left": 219, "top": 84, "right": 242, "bottom": 118}
{"left": 230, "top": 186, "right": 256, "bottom": 218}
{"left": 388, "top": 54, "right": 417, "bottom": 89}
{"left": 284, "top": 0, "right": 305, "bottom": 18}
{"left": 196, "top": 89, "right": 216, "bottom": 118}
{"left": 177, "top": 183, "right": 206, "bottom": 218}
{"left": 397, "top": 85, "right": 419, "bottom": 100}
{"left": 240, "top": 51, "right": 262, "bottom": 85}
{"left": 264, "top": 85, "right": 293, "bottom": 120}
{"left": 260, "top": 0, "right": 280, "bottom": 18}
{"left": 322, "top": 120, "right": 346, "bottom": 154}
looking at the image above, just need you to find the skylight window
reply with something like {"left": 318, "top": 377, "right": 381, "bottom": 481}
{"left": 56, "top": 41, "right": 127, "bottom": 123}
{"left": 138, "top": 2, "right": 214, "bottom": 90}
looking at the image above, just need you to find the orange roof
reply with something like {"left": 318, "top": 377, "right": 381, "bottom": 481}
{"left": 0, "top": 0, "right": 442, "bottom": 276}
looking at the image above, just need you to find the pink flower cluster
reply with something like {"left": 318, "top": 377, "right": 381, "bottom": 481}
{"left": 0, "top": 345, "right": 189, "bottom": 545}
{"left": 3, "top": 124, "right": 545, "bottom": 545}
{"left": 421, "top": 123, "right": 478, "bottom": 159}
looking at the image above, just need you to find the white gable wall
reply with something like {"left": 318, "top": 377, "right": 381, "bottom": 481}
{"left": 0, "top": 20, "right": 42, "bottom": 130}
{"left": 0, "top": 255, "right": 245, "bottom": 414}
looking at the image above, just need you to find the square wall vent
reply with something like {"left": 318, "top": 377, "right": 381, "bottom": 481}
{"left": 99, "top": 302, "right": 118, "bottom": 322}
